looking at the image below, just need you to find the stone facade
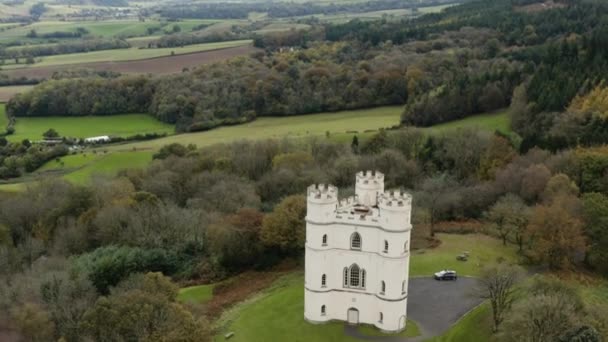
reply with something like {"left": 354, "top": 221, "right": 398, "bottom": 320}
{"left": 304, "top": 171, "right": 413, "bottom": 333}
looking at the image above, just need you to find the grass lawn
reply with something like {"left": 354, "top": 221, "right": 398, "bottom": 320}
{"left": 0, "top": 103, "right": 7, "bottom": 129}
{"left": 422, "top": 109, "right": 512, "bottom": 135}
{"left": 3, "top": 40, "right": 251, "bottom": 69}
{"left": 427, "top": 303, "right": 493, "bottom": 342}
{"left": 214, "top": 272, "right": 420, "bottom": 342}
{"left": 178, "top": 284, "right": 215, "bottom": 304}
{"left": 9, "top": 113, "right": 174, "bottom": 141}
{"left": 107, "top": 106, "right": 403, "bottom": 152}
{"left": 37, "top": 153, "right": 102, "bottom": 172}
{"left": 63, "top": 151, "right": 153, "bottom": 184}
{"left": 410, "top": 233, "right": 519, "bottom": 277}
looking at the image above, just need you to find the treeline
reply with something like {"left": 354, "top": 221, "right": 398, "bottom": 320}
{"left": 26, "top": 27, "right": 90, "bottom": 39}
{"left": 159, "top": 0, "right": 461, "bottom": 20}
{"left": 0, "top": 139, "right": 68, "bottom": 179}
{"left": 1, "top": 38, "right": 130, "bottom": 59}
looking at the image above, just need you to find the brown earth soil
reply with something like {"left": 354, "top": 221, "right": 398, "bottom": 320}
{"left": 0, "top": 45, "right": 259, "bottom": 80}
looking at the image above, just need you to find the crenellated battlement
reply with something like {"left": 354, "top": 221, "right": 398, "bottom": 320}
{"left": 356, "top": 170, "right": 384, "bottom": 186}
{"left": 307, "top": 184, "right": 338, "bottom": 202}
{"left": 338, "top": 196, "right": 358, "bottom": 209}
{"left": 378, "top": 190, "right": 412, "bottom": 209}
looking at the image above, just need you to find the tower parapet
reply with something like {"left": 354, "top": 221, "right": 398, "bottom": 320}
{"left": 355, "top": 170, "right": 384, "bottom": 206}
{"left": 307, "top": 184, "right": 338, "bottom": 223}
{"left": 378, "top": 190, "right": 412, "bottom": 231}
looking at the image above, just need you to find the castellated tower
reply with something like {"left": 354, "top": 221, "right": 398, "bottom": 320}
{"left": 304, "top": 171, "right": 413, "bottom": 333}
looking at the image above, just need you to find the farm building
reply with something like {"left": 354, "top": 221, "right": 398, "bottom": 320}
{"left": 84, "top": 135, "right": 111, "bottom": 143}
{"left": 304, "top": 171, "right": 413, "bottom": 333}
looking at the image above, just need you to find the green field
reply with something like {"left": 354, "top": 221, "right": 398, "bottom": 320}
{"left": 213, "top": 233, "right": 510, "bottom": 342}
{"left": 178, "top": 284, "right": 215, "bottom": 304}
{"left": 410, "top": 233, "right": 519, "bottom": 277}
{"left": 3, "top": 40, "right": 251, "bottom": 69}
{"left": 422, "top": 110, "right": 511, "bottom": 135}
{"left": 63, "top": 151, "right": 153, "bottom": 184}
{"left": 0, "top": 19, "right": 222, "bottom": 42}
{"left": 8, "top": 112, "right": 174, "bottom": 141}
{"left": 0, "top": 103, "right": 8, "bottom": 129}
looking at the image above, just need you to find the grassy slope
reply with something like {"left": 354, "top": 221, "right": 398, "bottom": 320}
{"left": 107, "top": 106, "right": 404, "bottom": 151}
{"left": 0, "top": 103, "right": 7, "bottom": 129}
{"left": 178, "top": 284, "right": 215, "bottom": 304}
{"left": 422, "top": 109, "right": 511, "bottom": 135}
{"left": 3, "top": 40, "right": 251, "bottom": 69}
{"left": 9, "top": 113, "right": 174, "bottom": 141}
{"left": 410, "top": 233, "right": 519, "bottom": 277}
{"left": 214, "top": 234, "right": 511, "bottom": 342}
{"left": 63, "top": 151, "right": 153, "bottom": 184}
{"left": 428, "top": 303, "right": 493, "bottom": 342}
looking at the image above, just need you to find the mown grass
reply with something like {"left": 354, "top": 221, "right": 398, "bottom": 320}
{"left": 0, "top": 103, "right": 8, "bottom": 129}
{"left": 9, "top": 113, "right": 174, "bottom": 141}
{"left": 3, "top": 40, "right": 251, "bottom": 69}
{"left": 427, "top": 303, "right": 494, "bottom": 342}
{"left": 410, "top": 233, "right": 519, "bottom": 277}
{"left": 422, "top": 109, "right": 512, "bottom": 135}
{"left": 178, "top": 284, "right": 215, "bottom": 304}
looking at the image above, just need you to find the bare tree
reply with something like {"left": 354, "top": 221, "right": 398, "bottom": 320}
{"left": 476, "top": 264, "right": 522, "bottom": 333}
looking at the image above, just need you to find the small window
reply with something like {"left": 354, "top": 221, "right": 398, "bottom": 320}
{"left": 321, "top": 305, "right": 326, "bottom": 316}
{"left": 402, "top": 280, "right": 406, "bottom": 294}
{"left": 404, "top": 240, "right": 409, "bottom": 253}
{"left": 379, "top": 312, "right": 383, "bottom": 323}
{"left": 384, "top": 240, "right": 389, "bottom": 253}
{"left": 343, "top": 267, "right": 348, "bottom": 287}
{"left": 322, "top": 234, "right": 327, "bottom": 246}
{"left": 351, "top": 232, "right": 361, "bottom": 250}
{"left": 321, "top": 274, "right": 327, "bottom": 287}
{"left": 361, "top": 269, "right": 366, "bottom": 288}
{"left": 381, "top": 281, "right": 386, "bottom": 294}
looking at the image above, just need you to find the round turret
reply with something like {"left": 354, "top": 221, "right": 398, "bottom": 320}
{"left": 378, "top": 190, "right": 412, "bottom": 231}
{"left": 307, "top": 184, "right": 338, "bottom": 223}
{"left": 355, "top": 170, "right": 384, "bottom": 207}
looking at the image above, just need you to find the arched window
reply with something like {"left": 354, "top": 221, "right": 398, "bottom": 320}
{"left": 379, "top": 312, "right": 383, "bottom": 323}
{"left": 350, "top": 232, "right": 361, "bottom": 250}
{"left": 384, "top": 240, "right": 389, "bottom": 253}
{"left": 321, "top": 305, "right": 326, "bottom": 316}
{"left": 321, "top": 274, "right": 327, "bottom": 287}
{"left": 402, "top": 280, "right": 406, "bottom": 294}
{"left": 349, "top": 264, "right": 360, "bottom": 287}
{"left": 404, "top": 240, "right": 409, "bottom": 253}
{"left": 344, "top": 264, "right": 366, "bottom": 289}
{"left": 380, "top": 281, "right": 386, "bottom": 294}
{"left": 322, "top": 234, "right": 327, "bottom": 246}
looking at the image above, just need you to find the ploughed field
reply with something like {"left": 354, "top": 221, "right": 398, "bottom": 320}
{"left": 0, "top": 43, "right": 256, "bottom": 78}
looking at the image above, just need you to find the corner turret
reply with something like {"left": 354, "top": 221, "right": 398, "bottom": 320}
{"left": 307, "top": 184, "right": 338, "bottom": 223}
{"left": 378, "top": 190, "right": 412, "bottom": 231}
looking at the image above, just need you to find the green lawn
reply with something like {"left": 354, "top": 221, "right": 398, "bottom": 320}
{"left": 0, "top": 103, "right": 8, "bottom": 129}
{"left": 9, "top": 113, "right": 174, "bottom": 141}
{"left": 178, "top": 284, "right": 215, "bottom": 304}
{"left": 214, "top": 273, "right": 420, "bottom": 342}
{"left": 423, "top": 110, "right": 511, "bottom": 135}
{"left": 213, "top": 234, "right": 514, "bottom": 342}
{"left": 427, "top": 303, "right": 493, "bottom": 342}
{"left": 62, "top": 151, "right": 153, "bottom": 184}
{"left": 410, "top": 233, "right": 519, "bottom": 277}
{"left": 3, "top": 40, "right": 251, "bottom": 69}
{"left": 107, "top": 106, "right": 403, "bottom": 152}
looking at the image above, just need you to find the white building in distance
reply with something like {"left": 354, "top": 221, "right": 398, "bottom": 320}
{"left": 304, "top": 171, "right": 413, "bottom": 333}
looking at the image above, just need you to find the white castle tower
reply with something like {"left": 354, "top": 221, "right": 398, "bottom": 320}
{"left": 304, "top": 171, "right": 413, "bottom": 333}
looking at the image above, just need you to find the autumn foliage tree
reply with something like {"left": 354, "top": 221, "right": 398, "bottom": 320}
{"left": 525, "top": 197, "right": 587, "bottom": 269}
{"left": 260, "top": 195, "right": 306, "bottom": 255}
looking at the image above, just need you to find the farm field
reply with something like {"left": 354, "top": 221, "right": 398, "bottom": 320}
{"left": 424, "top": 109, "right": 511, "bottom": 135}
{"left": 2, "top": 40, "right": 252, "bottom": 69}
{"left": 0, "top": 85, "right": 35, "bottom": 102}
{"left": 62, "top": 151, "right": 153, "bottom": 184}
{"left": 0, "top": 102, "right": 8, "bottom": 128}
{"left": 2, "top": 44, "right": 258, "bottom": 78}
{"left": 213, "top": 233, "right": 509, "bottom": 342}
{"left": 8, "top": 112, "right": 174, "bottom": 141}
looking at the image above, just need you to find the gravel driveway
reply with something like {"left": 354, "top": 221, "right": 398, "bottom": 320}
{"left": 345, "top": 277, "right": 483, "bottom": 341}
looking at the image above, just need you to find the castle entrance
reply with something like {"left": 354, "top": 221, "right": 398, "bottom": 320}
{"left": 347, "top": 308, "right": 359, "bottom": 324}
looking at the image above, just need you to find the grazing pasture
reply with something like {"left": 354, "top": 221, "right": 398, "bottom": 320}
{"left": 62, "top": 151, "right": 153, "bottom": 184}
{"left": 8, "top": 113, "right": 174, "bottom": 141}
{"left": 2, "top": 44, "right": 258, "bottom": 78}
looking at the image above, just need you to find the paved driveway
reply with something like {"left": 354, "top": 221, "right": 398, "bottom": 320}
{"left": 345, "top": 277, "right": 483, "bottom": 341}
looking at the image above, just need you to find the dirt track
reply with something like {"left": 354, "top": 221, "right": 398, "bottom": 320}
{"left": 0, "top": 45, "right": 259, "bottom": 79}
